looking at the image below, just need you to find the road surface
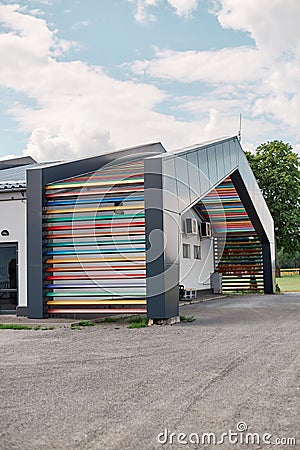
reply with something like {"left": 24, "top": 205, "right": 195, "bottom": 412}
{"left": 0, "top": 293, "right": 299, "bottom": 449}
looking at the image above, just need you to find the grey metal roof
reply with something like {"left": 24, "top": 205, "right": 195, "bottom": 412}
{"left": 168, "top": 136, "right": 232, "bottom": 155}
{"left": 0, "top": 156, "right": 36, "bottom": 171}
{"left": 0, "top": 162, "right": 61, "bottom": 190}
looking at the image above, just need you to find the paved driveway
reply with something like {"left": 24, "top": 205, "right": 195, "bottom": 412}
{"left": 0, "top": 293, "right": 299, "bottom": 449}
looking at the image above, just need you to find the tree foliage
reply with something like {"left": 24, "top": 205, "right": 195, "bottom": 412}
{"left": 278, "top": 249, "right": 300, "bottom": 269}
{"left": 245, "top": 140, "right": 300, "bottom": 257}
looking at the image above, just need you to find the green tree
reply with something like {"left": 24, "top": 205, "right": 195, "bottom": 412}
{"left": 278, "top": 249, "right": 300, "bottom": 269}
{"left": 245, "top": 141, "right": 300, "bottom": 273}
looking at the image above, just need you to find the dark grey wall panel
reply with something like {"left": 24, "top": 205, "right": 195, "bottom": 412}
{"left": 0, "top": 156, "right": 36, "bottom": 171}
{"left": 163, "top": 211, "right": 180, "bottom": 265}
{"left": 145, "top": 156, "right": 181, "bottom": 319}
{"left": 262, "top": 242, "right": 274, "bottom": 294}
{"left": 164, "top": 263, "right": 179, "bottom": 318}
{"left": 144, "top": 156, "right": 166, "bottom": 318}
{"left": 27, "top": 169, "right": 45, "bottom": 318}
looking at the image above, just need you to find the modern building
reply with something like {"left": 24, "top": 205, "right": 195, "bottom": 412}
{"left": 0, "top": 137, "right": 275, "bottom": 319}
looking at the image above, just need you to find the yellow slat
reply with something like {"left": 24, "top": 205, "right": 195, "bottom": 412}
{"left": 46, "top": 299, "right": 147, "bottom": 305}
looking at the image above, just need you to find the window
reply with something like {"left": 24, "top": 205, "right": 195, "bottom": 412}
{"left": 194, "top": 245, "right": 201, "bottom": 259}
{"left": 183, "top": 244, "right": 191, "bottom": 258}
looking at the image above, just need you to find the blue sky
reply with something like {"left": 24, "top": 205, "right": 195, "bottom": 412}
{"left": 0, "top": 0, "right": 299, "bottom": 161}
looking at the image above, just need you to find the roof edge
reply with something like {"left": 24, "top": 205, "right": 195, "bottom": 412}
{"left": 0, "top": 156, "right": 37, "bottom": 171}
{"left": 27, "top": 142, "right": 167, "bottom": 185}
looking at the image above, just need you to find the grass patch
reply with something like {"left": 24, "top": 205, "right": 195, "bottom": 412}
{"left": 277, "top": 275, "right": 300, "bottom": 292}
{"left": 70, "top": 326, "right": 82, "bottom": 330}
{"left": 77, "top": 320, "right": 95, "bottom": 327}
{"left": 0, "top": 324, "right": 56, "bottom": 331}
{"left": 129, "top": 316, "right": 147, "bottom": 324}
{"left": 127, "top": 316, "right": 148, "bottom": 329}
{"left": 180, "top": 315, "right": 195, "bottom": 323}
{"left": 104, "top": 317, "right": 118, "bottom": 323}
{"left": 0, "top": 324, "right": 32, "bottom": 330}
{"left": 127, "top": 322, "right": 147, "bottom": 329}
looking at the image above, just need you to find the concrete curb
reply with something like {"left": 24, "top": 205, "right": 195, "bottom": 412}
{"left": 180, "top": 295, "right": 227, "bottom": 306}
{"left": 0, "top": 316, "right": 84, "bottom": 328}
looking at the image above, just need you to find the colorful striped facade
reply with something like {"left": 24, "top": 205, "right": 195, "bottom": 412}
{"left": 44, "top": 160, "right": 147, "bottom": 315}
{"left": 197, "top": 176, "right": 264, "bottom": 292}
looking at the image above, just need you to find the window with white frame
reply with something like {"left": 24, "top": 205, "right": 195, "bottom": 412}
{"left": 183, "top": 243, "right": 191, "bottom": 258}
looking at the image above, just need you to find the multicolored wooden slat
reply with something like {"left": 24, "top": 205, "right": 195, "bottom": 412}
{"left": 44, "top": 160, "right": 147, "bottom": 314}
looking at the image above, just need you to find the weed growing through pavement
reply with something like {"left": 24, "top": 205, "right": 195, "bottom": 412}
{"left": 180, "top": 315, "right": 195, "bottom": 323}
{"left": 0, "top": 324, "right": 32, "bottom": 330}
{"left": 127, "top": 316, "right": 148, "bottom": 329}
{"left": 78, "top": 320, "right": 95, "bottom": 327}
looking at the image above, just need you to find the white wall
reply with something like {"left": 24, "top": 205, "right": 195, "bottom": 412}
{"left": 0, "top": 191, "right": 27, "bottom": 307}
{"left": 179, "top": 209, "right": 214, "bottom": 290}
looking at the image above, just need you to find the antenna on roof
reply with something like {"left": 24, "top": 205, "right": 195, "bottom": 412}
{"left": 237, "top": 113, "right": 242, "bottom": 142}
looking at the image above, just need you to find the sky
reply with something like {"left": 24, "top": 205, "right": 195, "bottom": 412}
{"left": 0, "top": 0, "right": 299, "bottom": 162}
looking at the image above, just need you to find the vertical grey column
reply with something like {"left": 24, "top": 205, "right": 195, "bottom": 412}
{"left": 27, "top": 168, "right": 46, "bottom": 318}
{"left": 145, "top": 157, "right": 179, "bottom": 319}
{"left": 262, "top": 242, "right": 275, "bottom": 294}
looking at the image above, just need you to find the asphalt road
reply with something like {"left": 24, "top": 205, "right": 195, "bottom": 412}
{"left": 0, "top": 294, "right": 299, "bottom": 450}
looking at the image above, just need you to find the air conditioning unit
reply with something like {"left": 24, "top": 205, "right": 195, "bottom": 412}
{"left": 185, "top": 218, "right": 198, "bottom": 235}
{"left": 200, "top": 222, "right": 212, "bottom": 238}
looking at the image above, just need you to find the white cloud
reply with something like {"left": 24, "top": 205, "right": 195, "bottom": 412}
{"left": 28, "top": 9, "right": 45, "bottom": 16}
{"left": 128, "top": 0, "right": 198, "bottom": 22}
{"left": 128, "top": 0, "right": 158, "bottom": 23}
{"left": 72, "top": 21, "right": 89, "bottom": 30}
{"left": 293, "top": 144, "right": 300, "bottom": 155}
{"left": 128, "top": 0, "right": 300, "bottom": 148}
{"left": 213, "top": 0, "right": 300, "bottom": 56}
{"left": 130, "top": 47, "right": 267, "bottom": 83}
{"left": 32, "top": 0, "right": 52, "bottom": 5}
{"left": 167, "top": 0, "right": 198, "bottom": 17}
{"left": 211, "top": 0, "right": 300, "bottom": 140}
{"left": 0, "top": 4, "right": 224, "bottom": 160}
